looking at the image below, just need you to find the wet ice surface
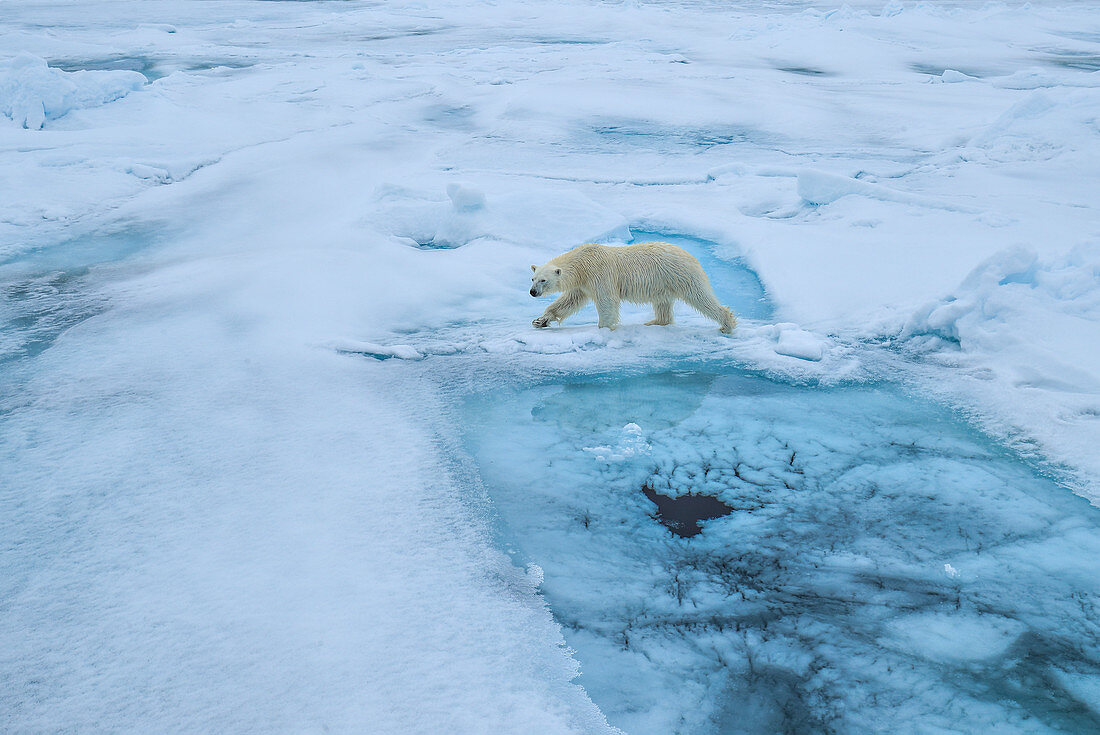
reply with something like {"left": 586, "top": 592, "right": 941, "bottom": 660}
{"left": 0, "top": 226, "right": 161, "bottom": 367}
{"left": 0, "top": 223, "right": 160, "bottom": 270}
{"left": 0, "top": 266, "right": 102, "bottom": 365}
{"left": 464, "top": 371, "right": 1100, "bottom": 734}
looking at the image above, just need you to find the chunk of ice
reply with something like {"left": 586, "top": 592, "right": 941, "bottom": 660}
{"left": 0, "top": 53, "right": 145, "bottom": 129}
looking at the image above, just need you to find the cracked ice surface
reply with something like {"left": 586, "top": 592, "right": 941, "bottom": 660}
{"left": 464, "top": 371, "right": 1100, "bottom": 734}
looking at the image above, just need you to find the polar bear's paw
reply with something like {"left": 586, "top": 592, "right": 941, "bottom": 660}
{"left": 532, "top": 315, "right": 552, "bottom": 329}
{"left": 720, "top": 309, "right": 738, "bottom": 334}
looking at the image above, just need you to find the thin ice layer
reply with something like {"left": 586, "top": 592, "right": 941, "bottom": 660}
{"left": 465, "top": 371, "right": 1100, "bottom": 734}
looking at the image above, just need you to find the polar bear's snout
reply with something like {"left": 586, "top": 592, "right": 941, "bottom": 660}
{"left": 530, "top": 264, "right": 563, "bottom": 299}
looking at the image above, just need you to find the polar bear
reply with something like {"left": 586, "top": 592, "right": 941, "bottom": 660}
{"left": 530, "top": 242, "right": 737, "bottom": 333}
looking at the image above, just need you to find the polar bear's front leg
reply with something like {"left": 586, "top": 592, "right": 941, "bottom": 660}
{"left": 533, "top": 290, "right": 588, "bottom": 328}
{"left": 594, "top": 288, "right": 621, "bottom": 330}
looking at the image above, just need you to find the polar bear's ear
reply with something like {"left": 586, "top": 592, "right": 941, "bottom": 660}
{"left": 531, "top": 264, "right": 537, "bottom": 272}
{"left": 554, "top": 268, "right": 561, "bottom": 275}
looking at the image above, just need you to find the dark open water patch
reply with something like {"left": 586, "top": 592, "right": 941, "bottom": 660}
{"left": 642, "top": 485, "right": 733, "bottom": 537}
{"left": 462, "top": 369, "right": 1100, "bottom": 734}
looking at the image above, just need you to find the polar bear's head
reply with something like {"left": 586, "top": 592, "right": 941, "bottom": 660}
{"left": 530, "top": 263, "right": 563, "bottom": 297}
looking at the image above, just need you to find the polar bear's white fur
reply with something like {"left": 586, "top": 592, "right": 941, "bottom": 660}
{"left": 530, "top": 242, "right": 737, "bottom": 333}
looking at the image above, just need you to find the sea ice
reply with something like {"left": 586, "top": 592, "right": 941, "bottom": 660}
{"left": 3, "top": 0, "right": 1100, "bottom": 731}
{"left": 464, "top": 370, "right": 1100, "bottom": 734}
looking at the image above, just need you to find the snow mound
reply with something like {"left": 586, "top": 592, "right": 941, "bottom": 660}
{"left": 372, "top": 184, "right": 628, "bottom": 251}
{"left": 905, "top": 244, "right": 1100, "bottom": 380}
{"left": 446, "top": 182, "right": 486, "bottom": 212}
{"left": 902, "top": 243, "right": 1100, "bottom": 496}
{"left": 0, "top": 53, "right": 146, "bottom": 129}
{"left": 968, "top": 89, "right": 1100, "bottom": 162}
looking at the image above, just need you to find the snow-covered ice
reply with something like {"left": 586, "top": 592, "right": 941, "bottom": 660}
{"left": 0, "top": 53, "right": 145, "bottom": 130}
{"left": 2, "top": 0, "right": 1100, "bottom": 732}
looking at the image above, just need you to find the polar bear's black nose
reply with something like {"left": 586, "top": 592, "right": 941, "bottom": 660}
{"left": 530, "top": 288, "right": 538, "bottom": 297}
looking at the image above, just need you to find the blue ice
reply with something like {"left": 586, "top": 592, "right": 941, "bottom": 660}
{"left": 0, "top": 226, "right": 162, "bottom": 370}
{"left": 463, "top": 370, "right": 1100, "bottom": 734}
{"left": 0, "top": 224, "right": 159, "bottom": 271}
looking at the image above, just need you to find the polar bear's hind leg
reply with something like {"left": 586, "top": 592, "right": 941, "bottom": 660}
{"left": 683, "top": 291, "right": 737, "bottom": 333}
{"left": 645, "top": 300, "right": 674, "bottom": 326}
